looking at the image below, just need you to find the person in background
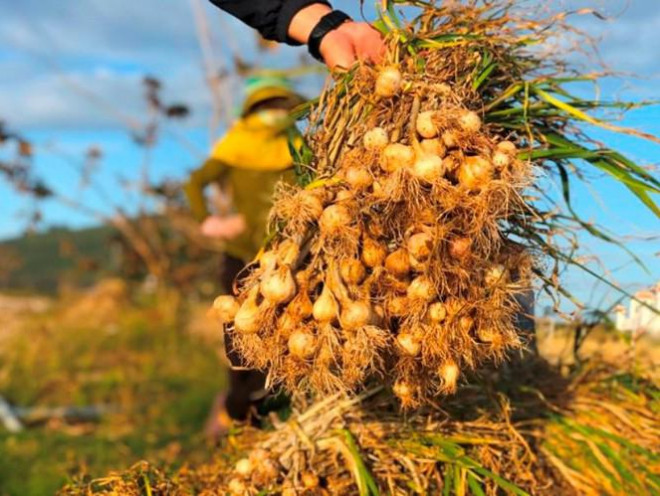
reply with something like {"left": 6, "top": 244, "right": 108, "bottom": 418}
{"left": 208, "top": 1, "right": 385, "bottom": 69}
{"left": 184, "top": 77, "right": 305, "bottom": 436}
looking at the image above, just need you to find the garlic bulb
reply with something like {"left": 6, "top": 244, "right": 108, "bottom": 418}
{"left": 313, "top": 285, "right": 339, "bottom": 323}
{"left": 341, "top": 300, "right": 374, "bottom": 330}
{"left": 362, "top": 237, "right": 387, "bottom": 268}
{"left": 277, "top": 239, "right": 300, "bottom": 267}
{"left": 298, "top": 190, "right": 325, "bottom": 220}
{"left": 319, "top": 204, "right": 352, "bottom": 233}
{"left": 393, "top": 380, "right": 414, "bottom": 401}
{"left": 416, "top": 110, "right": 439, "bottom": 139}
{"left": 397, "top": 333, "right": 421, "bottom": 356}
{"left": 302, "top": 472, "right": 320, "bottom": 490}
{"left": 440, "top": 361, "right": 460, "bottom": 393}
{"left": 428, "top": 302, "right": 447, "bottom": 323}
{"left": 235, "top": 458, "right": 253, "bottom": 477}
{"left": 259, "top": 250, "right": 279, "bottom": 273}
{"left": 363, "top": 127, "right": 389, "bottom": 150}
{"left": 288, "top": 330, "right": 316, "bottom": 359}
{"left": 380, "top": 143, "right": 415, "bottom": 172}
{"left": 407, "top": 232, "right": 433, "bottom": 260}
{"left": 458, "top": 156, "right": 493, "bottom": 191}
{"left": 407, "top": 276, "right": 436, "bottom": 301}
{"left": 458, "top": 110, "right": 482, "bottom": 133}
{"left": 496, "top": 140, "right": 517, "bottom": 156}
{"left": 344, "top": 166, "right": 373, "bottom": 190}
{"left": 441, "top": 130, "right": 459, "bottom": 149}
{"left": 228, "top": 478, "right": 247, "bottom": 495}
{"left": 485, "top": 264, "right": 507, "bottom": 287}
{"left": 260, "top": 266, "right": 296, "bottom": 304}
{"left": 385, "top": 249, "right": 411, "bottom": 278}
{"left": 492, "top": 151, "right": 511, "bottom": 169}
{"left": 412, "top": 154, "right": 445, "bottom": 182}
{"left": 234, "top": 288, "right": 261, "bottom": 334}
{"left": 340, "top": 258, "right": 367, "bottom": 285}
{"left": 449, "top": 237, "right": 472, "bottom": 260}
{"left": 212, "top": 295, "right": 240, "bottom": 322}
{"left": 375, "top": 67, "right": 402, "bottom": 97}
{"left": 420, "top": 138, "right": 446, "bottom": 158}
{"left": 387, "top": 296, "right": 409, "bottom": 317}
{"left": 458, "top": 315, "right": 474, "bottom": 333}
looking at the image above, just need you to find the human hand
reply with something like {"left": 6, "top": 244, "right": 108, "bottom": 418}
{"left": 200, "top": 215, "right": 246, "bottom": 240}
{"left": 320, "top": 21, "right": 385, "bottom": 70}
{"left": 289, "top": 4, "right": 385, "bottom": 70}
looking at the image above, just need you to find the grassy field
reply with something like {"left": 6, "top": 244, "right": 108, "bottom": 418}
{"left": 0, "top": 284, "right": 657, "bottom": 495}
{"left": 0, "top": 284, "right": 224, "bottom": 496}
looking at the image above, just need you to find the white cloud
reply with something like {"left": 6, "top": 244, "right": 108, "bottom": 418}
{"left": 0, "top": 0, "right": 659, "bottom": 130}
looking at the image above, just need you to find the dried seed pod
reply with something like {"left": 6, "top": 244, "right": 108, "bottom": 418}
{"left": 385, "top": 249, "right": 411, "bottom": 278}
{"left": 341, "top": 300, "right": 374, "bottom": 330}
{"left": 319, "top": 204, "right": 352, "bottom": 233}
{"left": 344, "top": 166, "right": 373, "bottom": 190}
{"left": 313, "top": 284, "right": 339, "bottom": 323}
{"left": 412, "top": 154, "right": 446, "bottom": 182}
{"left": 235, "top": 458, "right": 253, "bottom": 477}
{"left": 340, "top": 258, "right": 367, "bottom": 285}
{"left": 440, "top": 361, "right": 460, "bottom": 393}
{"left": 363, "top": 127, "right": 389, "bottom": 150}
{"left": 458, "top": 156, "right": 493, "bottom": 191}
{"left": 381, "top": 143, "right": 415, "bottom": 172}
{"left": 407, "top": 276, "right": 436, "bottom": 301}
{"left": 428, "top": 302, "right": 447, "bottom": 323}
{"left": 212, "top": 295, "right": 240, "bottom": 322}
{"left": 288, "top": 330, "right": 316, "bottom": 359}
{"left": 362, "top": 237, "right": 387, "bottom": 268}
{"left": 397, "top": 333, "right": 421, "bottom": 356}
{"left": 420, "top": 138, "right": 446, "bottom": 157}
{"left": 407, "top": 232, "right": 433, "bottom": 260}
{"left": 416, "top": 110, "right": 439, "bottom": 138}
{"left": 375, "top": 67, "right": 402, "bottom": 97}
{"left": 449, "top": 237, "right": 472, "bottom": 260}
{"left": 260, "top": 266, "right": 296, "bottom": 305}
{"left": 458, "top": 110, "right": 482, "bottom": 133}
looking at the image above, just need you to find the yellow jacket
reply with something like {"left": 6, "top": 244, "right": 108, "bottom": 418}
{"left": 184, "top": 112, "right": 298, "bottom": 262}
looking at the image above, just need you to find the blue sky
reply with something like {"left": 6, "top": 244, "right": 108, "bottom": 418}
{"left": 0, "top": 1, "right": 658, "bottom": 310}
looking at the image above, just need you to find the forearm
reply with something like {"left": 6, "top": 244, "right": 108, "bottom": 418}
{"left": 208, "top": 0, "right": 331, "bottom": 44}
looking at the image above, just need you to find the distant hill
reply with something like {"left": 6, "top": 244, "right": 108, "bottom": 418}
{"left": 0, "top": 225, "right": 118, "bottom": 294}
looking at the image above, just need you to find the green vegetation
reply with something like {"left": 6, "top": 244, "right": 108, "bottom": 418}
{"left": 0, "top": 295, "right": 223, "bottom": 496}
{"left": 0, "top": 225, "right": 117, "bottom": 294}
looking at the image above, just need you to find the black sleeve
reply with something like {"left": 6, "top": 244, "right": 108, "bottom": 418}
{"left": 208, "top": 0, "right": 332, "bottom": 45}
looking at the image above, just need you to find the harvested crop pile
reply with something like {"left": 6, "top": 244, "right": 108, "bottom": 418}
{"left": 60, "top": 360, "right": 660, "bottom": 496}
{"left": 211, "top": 0, "right": 660, "bottom": 407}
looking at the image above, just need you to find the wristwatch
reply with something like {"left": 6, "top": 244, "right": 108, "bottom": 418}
{"left": 308, "top": 10, "right": 352, "bottom": 62}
